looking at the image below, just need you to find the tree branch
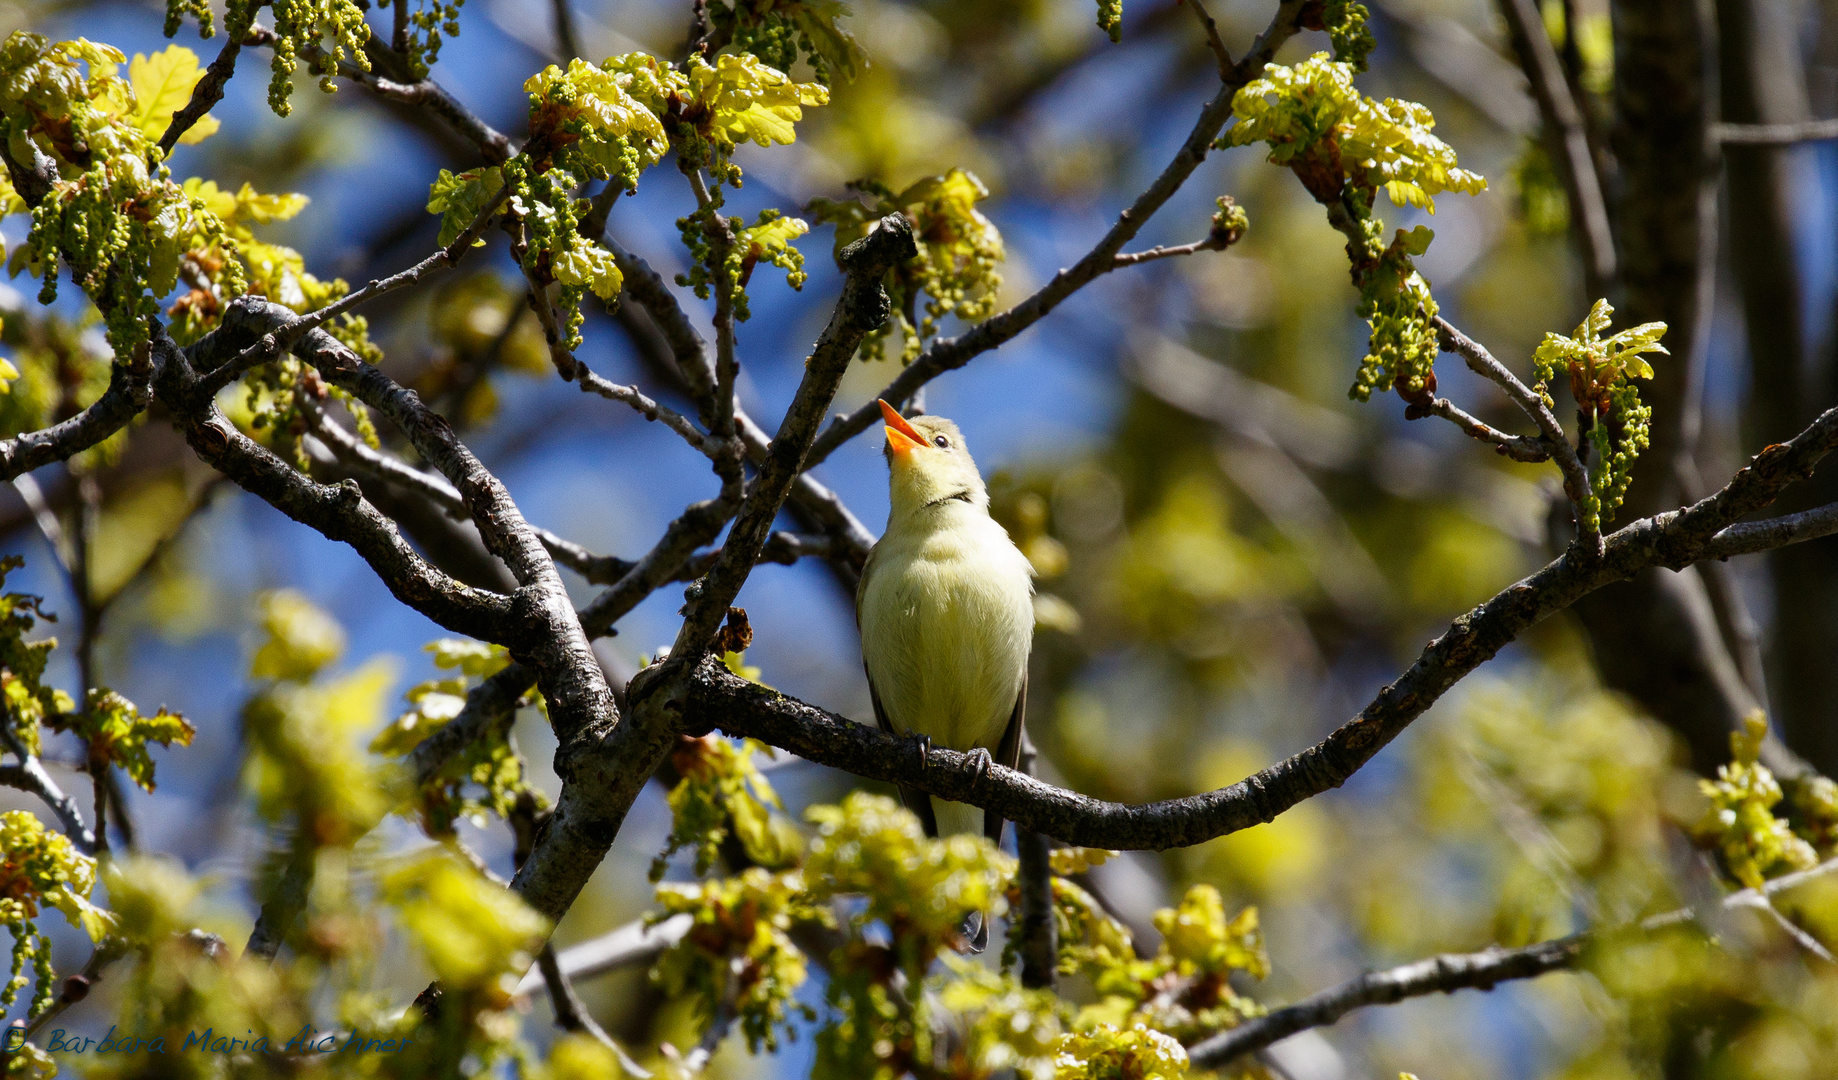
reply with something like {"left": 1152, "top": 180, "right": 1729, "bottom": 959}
{"left": 801, "top": 0, "right": 1310, "bottom": 472}
{"left": 0, "top": 355, "right": 157, "bottom": 481}
{"left": 1713, "top": 118, "right": 1838, "bottom": 144}
{"left": 664, "top": 215, "right": 916, "bottom": 662}
{"left": 1187, "top": 856, "right": 1838, "bottom": 1067}
{"left": 158, "top": 21, "right": 255, "bottom": 154}
{"left": 700, "top": 402, "right": 1838, "bottom": 849}
{"left": 1434, "top": 317, "right": 1599, "bottom": 550}
{"left": 155, "top": 335, "right": 517, "bottom": 642}
{"left": 0, "top": 731, "right": 96, "bottom": 856}
{"left": 1495, "top": 0, "right": 1617, "bottom": 298}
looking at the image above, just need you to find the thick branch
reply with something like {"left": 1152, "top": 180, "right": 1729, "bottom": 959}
{"left": 156, "top": 338, "right": 516, "bottom": 641}
{"left": 195, "top": 303, "right": 618, "bottom": 764}
{"left": 801, "top": 0, "right": 1309, "bottom": 471}
{"left": 702, "top": 403, "right": 1838, "bottom": 849}
{"left": 0, "top": 357, "right": 156, "bottom": 481}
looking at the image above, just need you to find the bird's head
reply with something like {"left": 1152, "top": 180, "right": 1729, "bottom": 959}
{"left": 879, "top": 399, "right": 988, "bottom": 518}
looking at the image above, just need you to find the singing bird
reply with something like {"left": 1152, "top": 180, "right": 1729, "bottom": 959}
{"left": 857, "top": 398, "right": 1035, "bottom": 943}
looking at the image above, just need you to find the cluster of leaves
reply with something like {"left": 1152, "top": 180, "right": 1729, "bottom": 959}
{"left": 0, "top": 810, "right": 112, "bottom": 1016}
{"left": 1532, "top": 298, "right": 1668, "bottom": 529}
{"left": 653, "top": 867, "right": 821, "bottom": 1052}
{"left": 0, "top": 33, "right": 235, "bottom": 359}
{"left": 96, "top": 846, "right": 546, "bottom": 1080}
{"left": 652, "top": 733, "right": 795, "bottom": 879}
{"left": 809, "top": 169, "right": 1005, "bottom": 362}
{"left": 1221, "top": 53, "right": 1486, "bottom": 402}
{"left": 48, "top": 688, "right": 194, "bottom": 794}
{"left": 382, "top": 848, "right": 550, "bottom": 1000}
{"left": 0, "top": 558, "right": 73, "bottom": 755}
{"left": 241, "top": 590, "right": 401, "bottom": 848}
{"left": 1053, "top": 877, "right": 1266, "bottom": 1044}
{"left": 371, "top": 637, "right": 547, "bottom": 836}
{"left": 1695, "top": 716, "right": 1821, "bottom": 891}
{"left": 705, "top": 0, "right": 865, "bottom": 86}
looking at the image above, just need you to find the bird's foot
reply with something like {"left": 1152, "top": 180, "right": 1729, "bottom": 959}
{"left": 964, "top": 747, "right": 993, "bottom": 786}
{"left": 912, "top": 733, "right": 932, "bottom": 777}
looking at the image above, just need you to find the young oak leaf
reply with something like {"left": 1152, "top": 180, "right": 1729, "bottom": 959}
{"left": 47, "top": 689, "right": 195, "bottom": 793}
{"left": 126, "top": 45, "right": 219, "bottom": 145}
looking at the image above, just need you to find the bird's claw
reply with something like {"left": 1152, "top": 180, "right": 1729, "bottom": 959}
{"left": 964, "top": 747, "right": 993, "bottom": 786}
{"left": 913, "top": 733, "right": 932, "bottom": 777}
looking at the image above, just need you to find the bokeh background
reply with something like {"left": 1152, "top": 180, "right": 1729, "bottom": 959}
{"left": 3, "top": 0, "right": 1838, "bottom": 1076}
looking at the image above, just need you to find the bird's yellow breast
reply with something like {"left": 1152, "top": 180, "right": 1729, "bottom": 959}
{"left": 859, "top": 506, "right": 1035, "bottom": 753}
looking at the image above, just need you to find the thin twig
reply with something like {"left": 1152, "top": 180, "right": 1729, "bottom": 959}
{"left": 576, "top": 368, "right": 719, "bottom": 458}
{"left": 1494, "top": 0, "right": 1616, "bottom": 298}
{"left": 0, "top": 722, "right": 96, "bottom": 855}
{"left": 1184, "top": 0, "right": 1235, "bottom": 77}
{"left": 1434, "top": 316, "right": 1600, "bottom": 553}
{"left": 1413, "top": 397, "right": 1552, "bottom": 462}
{"left": 194, "top": 185, "right": 513, "bottom": 398}
{"left": 1110, "top": 237, "right": 1225, "bottom": 267}
{"left": 550, "top": 0, "right": 583, "bottom": 61}
{"left": 1713, "top": 118, "right": 1838, "bottom": 145}
{"left": 802, "top": 0, "right": 1310, "bottom": 472}
{"left": 1186, "top": 856, "right": 1838, "bottom": 1067}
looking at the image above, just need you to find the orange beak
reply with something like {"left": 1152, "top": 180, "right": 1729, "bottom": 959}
{"left": 879, "top": 399, "right": 928, "bottom": 457}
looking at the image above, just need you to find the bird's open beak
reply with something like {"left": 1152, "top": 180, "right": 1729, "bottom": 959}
{"left": 879, "top": 399, "right": 928, "bottom": 457}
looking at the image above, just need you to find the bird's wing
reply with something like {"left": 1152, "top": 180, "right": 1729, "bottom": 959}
{"left": 982, "top": 671, "right": 1026, "bottom": 846}
{"left": 859, "top": 540, "right": 942, "bottom": 831}
{"left": 865, "top": 666, "right": 939, "bottom": 836}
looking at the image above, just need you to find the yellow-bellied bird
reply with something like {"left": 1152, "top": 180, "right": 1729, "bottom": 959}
{"left": 858, "top": 398, "right": 1035, "bottom": 869}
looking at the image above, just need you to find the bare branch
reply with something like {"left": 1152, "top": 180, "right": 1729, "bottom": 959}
{"left": 0, "top": 731, "right": 96, "bottom": 855}
{"left": 301, "top": 398, "right": 634, "bottom": 584}
{"left": 1495, "top": 0, "right": 1617, "bottom": 297}
{"left": 1434, "top": 316, "right": 1599, "bottom": 551}
{"left": 536, "top": 943, "right": 654, "bottom": 1076}
{"left": 1696, "top": 501, "right": 1838, "bottom": 561}
{"left": 1411, "top": 396, "right": 1552, "bottom": 463}
{"left": 1185, "top": 0, "right": 1235, "bottom": 78}
{"left": 515, "top": 914, "right": 692, "bottom": 998}
{"left": 1714, "top": 118, "right": 1838, "bottom": 145}
{"left": 665, "top": 215, "right": 917, "bottom": 662}
{"left": 576, "top": 368, "right": 720, "bottom": 458}
{"left": 1187, "top": 856, "right": 1838, "bottom": 1067}
{"left": 0, "top": 355, "right": 157, "bottom": 481}
{"left": 1188, "top": 934, "right": 1586, "bottom": 1067}
{"left": 550, "top": 0, "right": 583, "bottom": 61}
{"left": 1110, "top": 237, "right": 1226, "bottom": 267}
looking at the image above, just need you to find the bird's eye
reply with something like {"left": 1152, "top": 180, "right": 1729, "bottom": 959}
{"left": 932, "top": 435, "right": 950, "bottom": 448}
